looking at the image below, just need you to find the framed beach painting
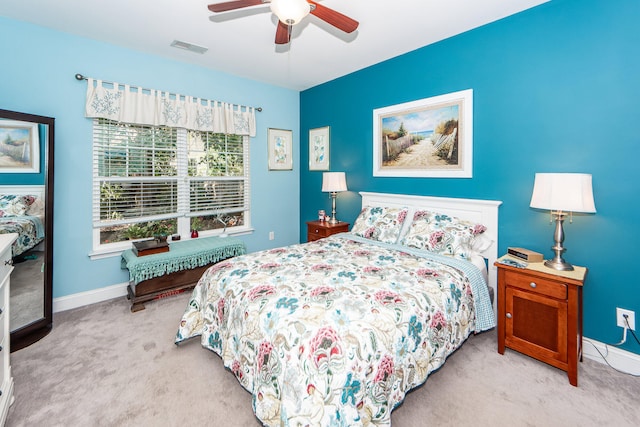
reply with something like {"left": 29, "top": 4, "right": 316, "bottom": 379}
{"left": 268, "top": 128, "right": 293, "bottom": 171}
{"left": 309, "top": 126, "right": 330, "bottom": 171}
{"left": 0, "top": 119, "right": 40, "bottom": 173}
{"left": 372, "top": 89, "right": 473, "bottom": 178}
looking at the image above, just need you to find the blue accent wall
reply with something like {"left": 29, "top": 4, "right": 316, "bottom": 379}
{"left": 301, "top": 0, "right": 640, "bottom": 353}
{"left": 0, "top": 18, "right": 300, "bottom": 298}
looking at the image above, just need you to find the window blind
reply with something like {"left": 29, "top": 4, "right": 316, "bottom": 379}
{"left": 92, "top": 119, "right": 180, "bottom": 227}
{"left": 186, "top": 131, "right": 249, "bottom": 217}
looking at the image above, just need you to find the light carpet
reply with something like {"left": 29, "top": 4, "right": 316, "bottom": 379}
{"left": 6, "top": 292, "right": 639, "bottom": 426}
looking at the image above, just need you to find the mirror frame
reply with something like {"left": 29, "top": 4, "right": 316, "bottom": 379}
{"left": 0, "top": 109, "right": 54, "bottom": 351}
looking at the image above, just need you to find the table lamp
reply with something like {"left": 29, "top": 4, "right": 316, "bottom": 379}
{"left": 321, "top": 172, "right": 347, "bottom": 224}
{"left": 530, "top": 173, "right": 596, "bottom": 271}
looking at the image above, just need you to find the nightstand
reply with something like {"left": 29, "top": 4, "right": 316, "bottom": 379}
{"left": 495, "top": 256, "right": 587, "bottom": 386}
{"left": 306, "top": 220, "right": 350, "bottom": 242}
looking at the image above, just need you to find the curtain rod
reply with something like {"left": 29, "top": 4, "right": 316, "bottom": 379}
{"left": 74, "top": 73, "right": 262, "bottom": 112}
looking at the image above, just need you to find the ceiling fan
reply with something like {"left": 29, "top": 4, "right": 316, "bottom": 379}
{"left": 208, "top": 0, "right": 359, "bottom": 45}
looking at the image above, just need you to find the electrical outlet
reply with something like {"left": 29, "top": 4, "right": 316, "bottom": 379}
{"left": 269, "top": 231, "right": 275, "bottom": 240}
{"left": 616, "top": 308, "right": 636, "bottom": 330}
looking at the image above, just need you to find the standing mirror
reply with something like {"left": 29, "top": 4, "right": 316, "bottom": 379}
{"left": 0, "top": 109, "right": 54, "bottom": 351}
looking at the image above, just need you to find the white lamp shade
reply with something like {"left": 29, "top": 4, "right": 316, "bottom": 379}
{"left": 530, "top": 173, "right": 596, "bottom": 213}
{"left": 322, "top": 172, "right": 347, "bottom": 192}
{"left": 270, "top": 0, "right": 311, "bottom": 25}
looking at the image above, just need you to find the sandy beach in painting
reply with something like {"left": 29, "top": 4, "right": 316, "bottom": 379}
{"left": 383, "top": 138, "right": 451, "bottom": 168}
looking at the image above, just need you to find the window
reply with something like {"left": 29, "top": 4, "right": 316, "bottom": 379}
{"left": 92, "top": 118, "right": 250, "bottom": 253}
{"left": 186, "top": 130, "right": 249, "bottom": 235}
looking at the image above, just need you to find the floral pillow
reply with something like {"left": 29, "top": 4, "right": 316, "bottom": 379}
{"left": 401, "top": 210, "right": 490, "bottom": 259}
{"left": 0, "top": 195, "right": 36, "bottom": 217}
{"left": 351, "top": 206, "right": 408, "bottom": 244}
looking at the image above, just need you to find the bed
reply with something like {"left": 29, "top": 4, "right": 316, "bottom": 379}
{"left": 176, "top": 192, "right": 502, "bottom": 426}
{"left": 0, "top": 185, "right": 45, "bottom": 257}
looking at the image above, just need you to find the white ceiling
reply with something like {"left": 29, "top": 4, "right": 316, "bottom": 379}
{"left": 0, "top": 0, "right": 549, "bottom": 91}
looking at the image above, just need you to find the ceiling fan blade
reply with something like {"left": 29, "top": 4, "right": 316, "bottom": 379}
{"left": 208, "top": 0, "right": 267, "bottom": 13}
{"left": 308, "top": 1, "right": 359, "bottom": 33}
{"left": 275, "top": 21, "right": 291, "bottom": 44}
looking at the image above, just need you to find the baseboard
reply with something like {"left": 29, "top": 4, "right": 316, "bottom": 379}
{"left": 583, "top": 337, "right": 640, "bottom": 375}
{"left": 52, "top": 282, "right": 128, "bottom": 313}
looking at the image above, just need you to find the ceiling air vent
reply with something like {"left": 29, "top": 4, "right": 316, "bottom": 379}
{"left": 170, "top": 40, "right": 208, "bottom": 54}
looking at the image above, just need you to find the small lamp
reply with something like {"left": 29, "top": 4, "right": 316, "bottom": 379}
{"left": 530, "top": 173, "right": 596, "bottom": 271}
{"left": 322, "top": 172, "right": 347, "bottom": 224}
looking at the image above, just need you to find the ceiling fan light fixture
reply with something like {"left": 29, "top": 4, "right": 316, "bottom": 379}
{"left": 270, "top": 0, "right": 310, "bottom": 25}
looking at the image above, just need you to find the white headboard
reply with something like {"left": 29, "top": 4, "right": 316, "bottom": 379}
{"left": 360, "top": 192, "right": 503, "bottom": 300}
{"left": 0, "top": 185, "right": 45, "bottom": 201}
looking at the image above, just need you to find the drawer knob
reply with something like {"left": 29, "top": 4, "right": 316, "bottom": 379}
{"left": 4, "top": 259, "right": 12, "bottom": 266}
{"left": 506, "top": 313, "right": 512, "bottom": 319}
{"left": 315, "top": 229, "right": 319, "bottom": 233}
{"left": 529, "top": 282, "right": 537, "bottom": 288}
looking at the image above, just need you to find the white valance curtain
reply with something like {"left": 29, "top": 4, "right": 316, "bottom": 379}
{"left": 84, "top": 78, "right": 256, "bottom": 136}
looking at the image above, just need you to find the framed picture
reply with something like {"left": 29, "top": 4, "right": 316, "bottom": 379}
{"left": 309, "top": 126, "right": 330, "bottom": 171}
{"left": 373, "top": 89, "right": 473, "bottom": 178}
{"left": 268, "top": 128, "right": 293, "bottom": 170}
{"left": 0, "top": 119, "right": 40, "bottom": 173}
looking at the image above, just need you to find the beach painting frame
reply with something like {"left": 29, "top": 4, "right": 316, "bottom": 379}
{"left": 268, "top": 128, "right": 293, "bottom": 171}
{"left": 309, "top": 126, "right": 330, "bottom": 171}
{"left": 0, "top": 119, "right": 40, "bottom": 173}
{"left": 373, "top": 89, "right": 473, "bottom": 178}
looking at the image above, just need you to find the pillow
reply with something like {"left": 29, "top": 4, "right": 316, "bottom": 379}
{"left": 0, "top": 195, "right": 35, "bottom": 217}
{"left": 351, "top": 206, "right": 408, "bottom": 244}
{"left": 26, "top": 196, "right": 45, "bottom": 217}
{"left": 401, "top": 210, "right": 490, "bottom": 259}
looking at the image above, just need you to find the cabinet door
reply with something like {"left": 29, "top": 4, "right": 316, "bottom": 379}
{"left": 505, "top": 287, "right": 568, "bottom": 368}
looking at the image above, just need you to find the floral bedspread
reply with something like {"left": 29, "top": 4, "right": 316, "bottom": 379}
{"left": 176, "top": 234, "right": 494, "bottom": 426}
{"left": 0, "top": 215, "right": 44, "bottom": 257}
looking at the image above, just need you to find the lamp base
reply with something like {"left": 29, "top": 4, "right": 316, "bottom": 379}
{"left": 545, "top": 212, "right": 574, "bottom": 271}
{"left": 544, "top": 258, "right": 574, "bottom": 271}
{"left": 328, "top": 191, "right": 339, "bottom": 225}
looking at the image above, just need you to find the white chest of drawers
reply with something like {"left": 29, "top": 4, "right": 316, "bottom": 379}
{"left": 0, "top": 233, "right": 16, "bottom": 426}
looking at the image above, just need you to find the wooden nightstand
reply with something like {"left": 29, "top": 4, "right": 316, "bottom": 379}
{"left": 495, "top": 256, "right": 587, "bottom": 386}
{"left": 306, "top": 220, "right": 350, "bottom": 242}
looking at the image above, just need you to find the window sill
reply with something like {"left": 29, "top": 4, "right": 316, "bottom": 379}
{"left": 88, "top": 227, "right": 254, "bottom": 261}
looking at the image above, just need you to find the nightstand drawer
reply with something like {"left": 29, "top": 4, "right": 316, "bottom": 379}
{"left": 308, "top": 224, "right": 331, "bottom": 237}
{"left": 505, "top": 270, "right": 567, "bottom": 300}
{"left": 308, "top": 233, "right": 323, "bottom": 242}
{"left": 306, "top": 221, "right": 350, "bottom": 242}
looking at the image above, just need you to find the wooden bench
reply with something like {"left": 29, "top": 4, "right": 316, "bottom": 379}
{"left": 121, "top": 236, "right": 246, "bottom": 312}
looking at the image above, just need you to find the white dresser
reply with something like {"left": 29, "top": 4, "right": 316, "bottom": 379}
{"left": 0, "top": 233, "right": 16, "bottom": 426}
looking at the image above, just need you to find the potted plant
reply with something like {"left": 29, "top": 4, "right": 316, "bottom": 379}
{"left": 191, "top": 217, "right": 203, "bottom": 238}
